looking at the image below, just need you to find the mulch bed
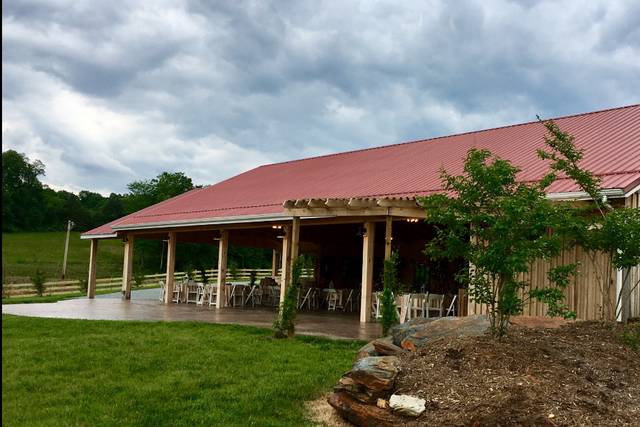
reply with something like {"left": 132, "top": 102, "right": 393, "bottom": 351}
{"left": 392, "top": 321, "right": 639, "bottom": 426}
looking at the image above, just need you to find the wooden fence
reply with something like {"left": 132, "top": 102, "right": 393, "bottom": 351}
{"left": 2, "top": 268, "right": 312, "bottom": 298}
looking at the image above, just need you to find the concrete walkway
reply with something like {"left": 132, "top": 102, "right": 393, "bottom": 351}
{"left": 2, "top": 297, "right": 380, "bottom": 341}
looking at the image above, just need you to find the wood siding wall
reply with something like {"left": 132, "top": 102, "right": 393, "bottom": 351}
{"left": 469, "top": 193, "right": 640, "bottom": 321}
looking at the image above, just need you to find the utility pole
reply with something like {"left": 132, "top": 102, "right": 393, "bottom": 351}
{"left": 61, "top": 220, "right": 75, "bottom": 279}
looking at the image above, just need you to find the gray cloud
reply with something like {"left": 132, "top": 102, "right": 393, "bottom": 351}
{"left": 3, "top": 0, "right": 639, "bottom": 194}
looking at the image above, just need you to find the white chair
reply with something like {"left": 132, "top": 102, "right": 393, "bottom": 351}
{"left": 426, "top": 293, "right": 445, "bottom": 318}
{"left": 371, "top": 291, "right": 383, "bottom": 319}
{"left": 228, "top": 284, "right": 246, "bottom": 307}
{"left": 327, "top": 289, "right": 343, "bottom": 311}
{"left": 409, "top": 293, "right": 428, "bottom": 319}
{"left": 245, "top": 285, "right": 262, "bottom": 307}
{"left": 158, "top": 280, "right": 166, "bottom": 302}
{"left": 186, "top": 281, "right": 199, "bottom": 304}
{"left": 172, "top": 282, "right": 182, "bottom": 303}
{"left": 343, "top": 289, "right": 356, "bottom": 312}
{"left": 446, "top": 294, "right": 457, "bottom": 316}
{"left": 396, "top": 294, "right": 411, "bottom": 323}
{"left": 208, "top": 284, "right": 218, "bottom": 307}
{"left": 196, "top": 283, "right": 206, "bottom": 306}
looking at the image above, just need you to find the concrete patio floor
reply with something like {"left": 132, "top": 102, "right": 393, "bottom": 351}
{"left": 2, "top": 297, "right": 381, "bottom": 341}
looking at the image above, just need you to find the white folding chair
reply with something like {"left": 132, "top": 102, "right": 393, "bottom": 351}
{"left": 426, "top": 293, "right": 445, "bottom": 318}
{"left": 327, "top": 289, "right": 343, "bottom": 311}
{"left": 396, "top": 294, "right": 411, "bottom": 323}
{"left": 409, "top": 293, "right": 427, "bottom": 319}
{"left": 208, "top": 284, "right": 218, "bottom": 307}
{"left": 186, "top": 281, "right": 199, "bottom": 304}
{"left": 343, "top": 289, "right": 356, "bottom": 312}
{"left": 446, "top": 294, "right": 457, "bottom": 316}
{"left": 158, "top": 280, "right": 166, "bottom": 302}
{"left": 172, "top": 282, "right": 182, "bottom": 303}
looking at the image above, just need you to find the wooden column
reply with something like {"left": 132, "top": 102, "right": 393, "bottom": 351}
{"left": 121, "top": 235, "right": 135, "bottom": 300}
{"left": 360, "top": 221, "right": 376, "bottom": 323}
{"left": 163, "top": 232, "right": 177, "bottom": 304}
{"left": 87, "top": 239, "right": 98, "bottom": 298}
{"left": 279, "top": 224, "right": 292, "bottom": 304}
{"left": 290, "top": 216, "right": 300, "bottom": 262}
{"left": 215, "top": 230, "right": 229, "bottom": 308}
{"left": 271, "top": 249, "right": 278, "bottom": 278}
{"left": 384, "top": 216, "right": 393, "bottom": 260}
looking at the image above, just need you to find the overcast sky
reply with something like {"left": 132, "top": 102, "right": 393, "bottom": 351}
{"left": 3, "top": 0, "right": 639, "bottom": 195}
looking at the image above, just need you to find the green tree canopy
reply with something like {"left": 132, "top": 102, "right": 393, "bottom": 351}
{"left": 2, "top": 150, "right": 45, "bottom": 231}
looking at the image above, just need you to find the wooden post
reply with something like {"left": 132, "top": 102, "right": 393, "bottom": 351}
{"left": 279, "top": 224, "right": 292, "bottom": 304}
{"left": 87, "top": 239, "right": 98, "bottom": 298}
{"left": 163, "top": 232, "right": 177, "bottom": 304}
{"left": 61, "top": 219, "right": 74, "bottom": 279}
{"left": 384, "top": 216, "right": 393, "bottom": 260}
{"left": 122, "top": 235, "right": 135, "bottom": 300}
{"left": 360, "top": 221, "right": 376, "bottom": 323}
{"left": 290, "top": 216, "right": 300, "bottom": 262}
{"left": 215, "top": 230, "right": 229, "bottom": 308}
{"left": 271, "top": 249, "right": 278, "bottom": 278}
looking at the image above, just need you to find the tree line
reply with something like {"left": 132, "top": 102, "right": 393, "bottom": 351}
{"left": 2, "top": 150, "right": 271, "bottom": 273}
{"left": 2, "top": 150, "right": 194, "bottom": 232}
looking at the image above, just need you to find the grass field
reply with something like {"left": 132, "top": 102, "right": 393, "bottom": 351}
{"left": 2, "top": 232, "right": 125, "bottom": 282}
{"left": 2, "top": 315, "right": 361, "bottom": 426}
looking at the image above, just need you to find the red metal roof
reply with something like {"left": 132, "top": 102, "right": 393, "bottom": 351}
{"left": 84, "top": 105, "right": 640, "bottom": 237}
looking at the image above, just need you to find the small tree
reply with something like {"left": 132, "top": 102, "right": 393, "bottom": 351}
{"left": 419, "top": 129, "right": 584, "bottom": 336}
{"left": 538, "top": 120, "right": 640, "bottom": 322}
{"left": 31, "top": 269, "right": 46, "bottom": 297}
{"left": 198, "top": 264, "right": 209, "bottom": 285}
{"left": 229, "top": 262, "right": 239, "bottom": 281}
{"left": 274, "top": 255, "right": 308, "bottom": 338}
{"left": 381, "top": 251, "right": 400, "bottom": 335}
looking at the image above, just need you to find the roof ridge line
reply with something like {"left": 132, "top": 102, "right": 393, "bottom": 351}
{"left": 257, "top": 104, "right": 640, "bottom": 168}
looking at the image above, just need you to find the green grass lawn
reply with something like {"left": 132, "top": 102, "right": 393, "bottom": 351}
{"left": 2, "top": 232, "right": 125, "bottom": 282}
{"left": 2, "top": 315, "right": 361, "bottom": 426}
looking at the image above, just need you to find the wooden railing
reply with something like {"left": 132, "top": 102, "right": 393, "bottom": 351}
{"left": 2, "top": 268, "right": 313, "bottom": 298}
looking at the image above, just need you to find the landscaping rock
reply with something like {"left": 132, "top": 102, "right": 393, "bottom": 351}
{"left": 327, "top": 391, "right": 396, "bottom": 427}
{"left": 389, "top": 394, "right": 426, "bottom": 417}
{"left": 400, "top": 315, "right": 489, "bottom": 351}
{"left": 334, "top": 375, "right": 379, "bottom": 404}
{"left": 356, "top": 341, "right": 378, "bottom": 360}
{"left": 350, "top": 356, "right": 401, "bottom": 392}
{"left": 372, "top": 336, "right": 406, "bottom": 356}
{"left": 390, "top": 317, "right": 437, "bottom": 346}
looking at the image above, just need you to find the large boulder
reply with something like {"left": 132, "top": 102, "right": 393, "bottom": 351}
{"left": 389, "top": 317, "right": 437, "bottom": 346}
{"left": 400, "top": 315, "right": 490, "bottom": 351}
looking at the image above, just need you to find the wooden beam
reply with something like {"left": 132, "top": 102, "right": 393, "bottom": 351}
{"left": 284, "top": 206, "right": 427, "bottom": 218}
{"left": 384, "top": 216, "right": 393, "bottom": 260}
{"left": 87, "top": 239, "right": 98, "bottom": 298}
{"left": 290, "top": 216, "right": 300, "bottom": 262}
{"left": 121, "top": 235, "right": 135, "bottom": 300}
{"left": 279, "top": 224, "right": 292, "bottom": 304}
{"left": 360, "top": 221, "right": 376, "bottom": 323}
{"left": 215, "top": 230, "right": 229, "bottom": 308}
{"left": 271, "top": 249, "right": 278, "bottom": 278}
{"left": 163, "top": 232, "right": 177, "bottom": 304}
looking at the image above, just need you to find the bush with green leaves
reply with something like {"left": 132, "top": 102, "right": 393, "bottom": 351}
{"left": 229, "top": 262, "right": 239, "bottom": 281}
{"left": 418, "top": 122, "right": 591, "bottom": 336}
{"left": 274, "top": 255, "right": 309, "bottom": 338}
{"left": 78, "top": 277, "right": 88, "bottom": 294}
{"left": 133, "top": 271, "right": 145, "bottom": 288}
{"left": 31, "top": 269, "right": 46, "bottom": 297}
{"left": 381, "top": 251, "right": 400, "bottom": 335}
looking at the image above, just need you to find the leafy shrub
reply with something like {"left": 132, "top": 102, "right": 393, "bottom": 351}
{"left": 249, "top": 270, "right": 257, "bottom": 287}
{"left": 381, "top": 252, "right": 400, "bottom": 335}
{"left": 78, "top": 277, "right": 88, "bottom": 294}
{"left": 229, "top": 262, "right": 239, "bottom": 281}
{"left": 31, "top": 269, "right": 46, "bottom": 297}
{"left": 620, "top": 321, "right": 640, "bottom": 351}
{"left": 274, "top": 255, "right": 309, "bottom": 338}
{"left": 198, "top": 264, "right": 209, "bottom": 284}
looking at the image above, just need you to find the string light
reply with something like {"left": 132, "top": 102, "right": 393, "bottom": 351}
{"left": 406, "top": 218, "right": 419, "bottom": 223}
